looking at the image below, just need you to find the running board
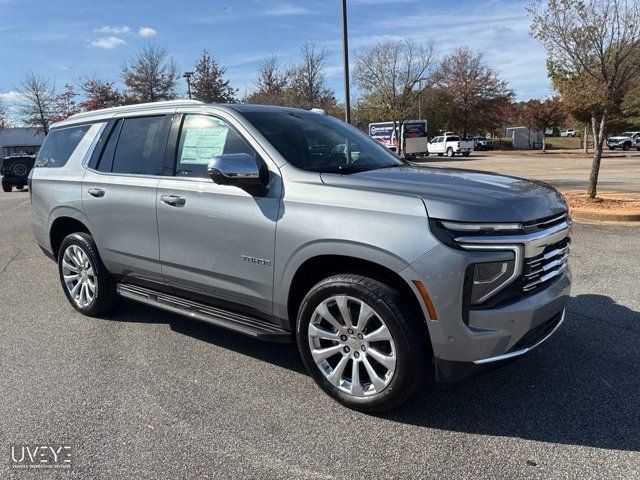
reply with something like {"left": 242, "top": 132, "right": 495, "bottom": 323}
{"left": 116, "top": 283, "right": 292, "bottom": 343}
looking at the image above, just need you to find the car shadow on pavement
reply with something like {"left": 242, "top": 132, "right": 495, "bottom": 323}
{"left": 105, "top": 299, "right": 306, "bottom": 374}
{"left": 384, "top": 293, "right": 640, "bottom": 452}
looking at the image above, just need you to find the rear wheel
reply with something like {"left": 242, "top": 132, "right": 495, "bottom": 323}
{"left": 58, "top": 233, "right": 118, "bottom": 316}
{"left": 297, "top": 274, "right": 429, "bottom": 412}
{"left": 446, "top": 147, "right": 454, "bottom": 157}
{"left": 462, "top": 152, "right": 471, "bottom": 157}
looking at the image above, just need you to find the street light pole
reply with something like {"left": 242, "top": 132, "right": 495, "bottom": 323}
{"left": 341, "top": 0, "right": 351, "bottom": 123}
{"left": 183, "top": 71, "right": 193, "bottom": 99}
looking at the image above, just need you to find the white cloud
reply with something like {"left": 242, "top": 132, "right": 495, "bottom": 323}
{"left": 138, "top": 27, "right": 157, "bottom": 37}
{"left": 262, "top": 2, "right": 314, "bottom": 16}
{"left": 96, "top": 25, "right": 130, "bottom": 34}
{"left": 0, "top": 91, "right": 21, "bottom": 102}
{"left": 90, "top": 36, "right": 127, "bottom": 49}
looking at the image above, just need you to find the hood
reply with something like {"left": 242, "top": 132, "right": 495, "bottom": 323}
{"left": 320, "top": 166, "right": 568, "bottom": 222}
{"left": 608, "top": 136, "right": 629, "bottom": 141}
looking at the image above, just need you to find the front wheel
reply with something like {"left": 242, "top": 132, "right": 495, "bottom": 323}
{"left": 2, "top": 180, "right": 11, "bottom": 193}
{"left": 622, "top": 142, "right": 630, "bottom": 151}
{"left": 297, "top": 274, "right": 429, "bottom": 412}
{"left": 446, "top": 148, "right": 454, "bottom": 157}
{"left": 608, "top": 146, "right": 615, "bottom": 150}
{"left": 58, "top": 232, "right": 118, "bottom": 316}
{"left": 462, "top": 152, "right": 471, "bottom": 157}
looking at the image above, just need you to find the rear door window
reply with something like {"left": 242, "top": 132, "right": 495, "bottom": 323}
{"left": 35, "top": 125, "right": 92, "bottom": 168}
{"left": 111, "top": 116, "right": 169, "bottom": 175}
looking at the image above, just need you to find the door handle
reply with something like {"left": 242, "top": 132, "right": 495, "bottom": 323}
{"left": 87, "top": 188, "right": 105, "bottom": 198}
{"left": 160, "top": 194, "right": 186, "bottom": 207}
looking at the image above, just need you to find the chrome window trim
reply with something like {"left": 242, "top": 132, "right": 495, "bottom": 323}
{"left": 460, "top": 244, "right": 523, "bottom": 304}
{"left": 473, "top": 309, "right": 566, "bottom": 364}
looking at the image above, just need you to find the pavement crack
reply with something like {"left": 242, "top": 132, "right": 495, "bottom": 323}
{"left": 0, "top": 248, "right": 22, "bottom": 275}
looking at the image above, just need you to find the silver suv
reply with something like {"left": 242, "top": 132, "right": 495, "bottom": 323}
{"left": 30, "top": 100, "right": 571, "bottom": 412}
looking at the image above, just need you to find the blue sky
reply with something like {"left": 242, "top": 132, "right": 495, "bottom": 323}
{"left": 0, "top": 0, "right": 552, "bottom": 115}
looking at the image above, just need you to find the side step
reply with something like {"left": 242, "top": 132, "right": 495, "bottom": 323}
{"left": 116, "top": 283, "right": 292, "bottom": 343}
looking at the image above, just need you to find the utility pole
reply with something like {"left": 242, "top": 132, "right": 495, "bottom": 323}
{"left": 183, "top": 71, "right": 194, "bottom": 99}
{"left": 341, "top": 0, "right": 351, "bottom": 123}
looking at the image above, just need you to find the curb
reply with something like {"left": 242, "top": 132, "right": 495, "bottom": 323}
{"left": 569, "top": 208, "right": 640, "bottom": 222}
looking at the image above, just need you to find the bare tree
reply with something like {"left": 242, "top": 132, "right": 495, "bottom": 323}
{"left": 79, "top": 77, "right": 124, "bottom": 111}
{"left": 520, "top": 97, "right": 566, "bottom": 151}
{"left": 529, "top": 0, "right": 640, "bottom": 198}
{"left": 0, "top": 98, "right": 9, "bottom": 130}
{"left": 245, "top": 55, "right": 290, "bottom": 105}
{"left": 354, "top": 39, "right": 437, "bottom": 153}
{"left": 191, "top": 50, "right": 237, "bottom": 103}
{"left": 17, "top": 70, "right": 56, "bottom": 134}
{"left": 439, "top": 47, "right": 514, "bottom": 137}
{"left": 287, "top": 43, "right": 337, "bottom": 110}
{"left": 122, "top": 44, "right": 180, "bottom": 103}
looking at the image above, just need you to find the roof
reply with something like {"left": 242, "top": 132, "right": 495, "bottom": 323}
{"left": 0, "top": 127, "right": 45, "bottom": 147}
{"left": 52, "top": 100, "right": 321, "bottom": 129}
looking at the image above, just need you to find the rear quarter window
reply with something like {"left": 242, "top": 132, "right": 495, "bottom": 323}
{"left": 35, "top": 125, "right": 92, "bottom": 168}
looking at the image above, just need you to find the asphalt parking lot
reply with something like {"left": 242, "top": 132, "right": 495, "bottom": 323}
{"left": 414, "top": 151, "right": 640, "bottom": 194}
{"left": 1, "top": 190, "right": 639, "bottom": 479}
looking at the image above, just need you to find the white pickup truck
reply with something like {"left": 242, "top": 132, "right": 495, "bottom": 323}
{"left": 606, "top": 131, "right": 640, "bottom": 151}
{"left": 426, "top": 134, "right": 474, "bottom": 157}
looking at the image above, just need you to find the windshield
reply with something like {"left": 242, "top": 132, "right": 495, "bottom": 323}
{"left": 240, "top": 110, "right": 404, "bottom": 173}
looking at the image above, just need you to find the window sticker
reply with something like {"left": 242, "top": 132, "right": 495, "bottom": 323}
{"left": 180, "top": 122, "right": 229, "bottom": 165}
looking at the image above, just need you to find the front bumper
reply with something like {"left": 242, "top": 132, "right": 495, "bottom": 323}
{"left": 400, "top": 222, "right": 571, "bottom": 383}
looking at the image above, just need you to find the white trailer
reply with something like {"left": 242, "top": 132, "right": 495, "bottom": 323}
{"left": 368, "top": 120, "right": 428, "bottom": 160}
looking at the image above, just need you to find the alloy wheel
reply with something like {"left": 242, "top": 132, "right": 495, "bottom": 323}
{"left": 61, "top": 245, "right": 96, "bottom": 308}
{"left": 307, "top": 295, "right": 397, "bottom": 397}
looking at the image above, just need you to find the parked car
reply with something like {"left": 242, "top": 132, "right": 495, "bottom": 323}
{"left": 426, "top": 134, "right": 474, "bottom": 157}
{"left": 559, "top": 129, "right": 576, "bottom": 137}
{"left": 473, "top": 137, "right": 494, "bottom": 151}
{"left": 606, "top": 131, "right": 640, "bottom": 151}
{"left": 1, "top": 154, "right": 35, "bottom": 192}
{"left": 31, "top": 100, "right": 571, "bottom": 412}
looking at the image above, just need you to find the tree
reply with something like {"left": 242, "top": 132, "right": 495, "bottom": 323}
{"left": 191, "top": 50, "right": 237, "bottom": 103}
{"left": 529, "top": 0, "right": 640, "bottom": 198}
{"left": 520, "top": 97, "right": 566, "bottom": 151}
{"left": 17, "top": 70, "right": 56, "bottom": 134}
{"left": 51, "top": 83, "right": 80, "bottom": 123}
{"left": 0, "top": 98, "right": 9, "bottom": 130}
{"left": 245, "top": 55, "right": 290, "bottom": 105}
{"left": 354, "top": 39, "right": 437, "bottom": 153}
{"left": 121, "top": 44, "right": 179, "bottom": 103}
{"left": 287, "top": 43, "right": 337, "bottom": 111}
{"left": 79, "top": 77, "right": 124, "bottom": 111}
{"left": 438, "top": 47, "right": 514, "bottom": 137}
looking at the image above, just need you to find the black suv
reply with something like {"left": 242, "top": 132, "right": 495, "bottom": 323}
{"left": 1, "top": 154, "right": 35, "bottom": 192}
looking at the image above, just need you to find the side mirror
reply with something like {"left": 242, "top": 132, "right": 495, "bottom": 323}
{"left": 207, "top": 153, "right": 268, "bottom": 195}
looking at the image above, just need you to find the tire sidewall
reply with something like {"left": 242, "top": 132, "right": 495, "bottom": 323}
{"left": 58, "top": 234, "right": 101, "bottom": 314}
{"left": 296, "top": 278, "right": 417, "bottom": 411}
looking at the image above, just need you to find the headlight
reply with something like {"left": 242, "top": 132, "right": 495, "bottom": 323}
{"left": 440, "top": 220, "right": 523, "bottom": 233}
{"left": 469, "top": 259, "right": 517, "bottom": 304}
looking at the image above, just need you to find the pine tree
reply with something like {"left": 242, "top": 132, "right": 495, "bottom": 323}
{"left": 191, "top": 50, "right": 237, "bottom": 104}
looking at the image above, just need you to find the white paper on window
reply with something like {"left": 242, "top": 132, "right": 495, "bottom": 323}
{"left": 180, "top": 125, "right": 229, "bottom": 165}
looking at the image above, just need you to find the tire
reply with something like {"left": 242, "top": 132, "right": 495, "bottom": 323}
{"left": 608, "top": 146, "right": 615, "bottom": 150}
{"left": 2, "top": 180, "right": 11, "bottom": 193}
{"left": 296, "top": 274, "right": 429, "bottom": 413}
{"left": 58, "top": 232, "right": 118, "bottom": 316}
{"left": 462, "top": 152, "right": 471, "bottom": 157}
{"left": 437, "top": 153, "right": 443, "bottom": 157}
{"left": 16, "top": 184, "right": 25, "bottom": 190}
{"left": 10, "top": 159, "right": 30, "bottom": 179}
{"left": 446, "top": 147, "right": 454, "bottom": 157}
{"left": 622, "top": 142, "right": 630, "bottom": 151}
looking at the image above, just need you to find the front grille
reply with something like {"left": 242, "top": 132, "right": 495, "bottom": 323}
{"left": 522, "top": 212, "right": 568, "bottom": 233}
{"left": 522, "top": 238, "right": 570, "bottom": 293}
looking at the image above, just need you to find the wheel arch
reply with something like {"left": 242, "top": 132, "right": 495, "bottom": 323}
{"left": 49, "top": 211, "right": 94, "bottom": 260}
{"left": 285, "top": 254, "right": 427, "bottom": 337}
